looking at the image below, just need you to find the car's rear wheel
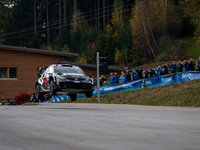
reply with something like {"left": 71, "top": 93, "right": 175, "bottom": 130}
{"left": 35, "top": 85, "right": 43, "bottom": 102}
{"left": 85, "top": 91, "right": 93, "bottom": 98}
{"left": 50, "top": 81, "right": 57, "bottom": 96}
{"left": 70, "top": 94, "right": 77, "bottom": 101}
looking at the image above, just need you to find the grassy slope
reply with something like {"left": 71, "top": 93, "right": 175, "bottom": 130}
{"left": 60, "top": 80, "right": 200, "bottom": 107}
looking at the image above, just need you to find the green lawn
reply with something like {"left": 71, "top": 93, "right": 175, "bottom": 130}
{"left": 60, "top": 79, "right": 200, "bottom": 107}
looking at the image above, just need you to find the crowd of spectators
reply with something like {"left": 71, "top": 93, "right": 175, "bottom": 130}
{"left": 95, "top": 57, "right": 200, "bottom": 86}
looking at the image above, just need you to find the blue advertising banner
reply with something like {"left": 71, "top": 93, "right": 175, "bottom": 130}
{"left": 175, "top": 71, "right": 200, "bottom": 83}
{"left": 158, "top": 74, "right": 175, "bottom": 86}
{"left": 42, "top": 72, "right": 200, "bottom": 103}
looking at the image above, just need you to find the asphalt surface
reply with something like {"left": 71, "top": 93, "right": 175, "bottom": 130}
{"left": 0, "top": 103, "right": 200, "bottom": 150}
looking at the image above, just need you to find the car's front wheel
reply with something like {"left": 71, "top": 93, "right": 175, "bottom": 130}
{"left": 50, "top": 81, "right": 57, "bottom": 96}
{"left": 85, "top": 91, "right": 93, "bottom": 98}
{"left": 70, "top": 94, "right": 77, "bottom": 101}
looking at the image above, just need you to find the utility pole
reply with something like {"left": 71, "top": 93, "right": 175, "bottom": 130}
{"left": 34, "top": 0, "right": 37, "bottom": 37}
{"left": 97, "top": 52, "right": 100, "bottom": 103}
{"left": 46, "top": 0, "right": 50, "bottom": 45}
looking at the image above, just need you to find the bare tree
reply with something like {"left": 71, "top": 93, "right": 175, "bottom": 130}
{"left": 98, "top": 0, "right": 100, "bottom": 32}
{"left": 63, "top": 0, "right": 66, "bottom": 30}
{"left": 107, "top": 0, "right": 109, "bottom": 24}
{"left": 140, "top": 8, "right": 156, "bottom": 58}
{"left": 59, "top": 0, "right": 61, "bottom": 34}
{"left": 34, "top": 0, "right": 36, "bottom": 37}
{"left": 95, "top": 0, "right": 97, "bottom": 32}
{"left": 145, "top": 6, "right": 160, "bottom": 52}
{"left": 120, "top": 3, "right": 123, "bottom": 25}
{"left": 46, "top": 0, "right": 50, "bottom": 45}
{"left": 74, "top": 0, "right": 76, "bottom": 14}
{"left": 103, "top": 0, "right": 105, "bottom": 28}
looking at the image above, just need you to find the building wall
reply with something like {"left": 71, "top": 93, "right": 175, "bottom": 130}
{"left": 0, "top": 49, "right": 70, "bottom": 100}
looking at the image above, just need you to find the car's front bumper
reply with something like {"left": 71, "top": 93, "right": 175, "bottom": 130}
{"left": 54, "top": 80, "right": 94, "bottom": 94}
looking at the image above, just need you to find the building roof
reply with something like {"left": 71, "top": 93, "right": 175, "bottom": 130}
{"left": 59, "top": 60, "right": 133, "bottom": 71}
{"left": 0, "top": 44, "right": 79, "bottom": 57}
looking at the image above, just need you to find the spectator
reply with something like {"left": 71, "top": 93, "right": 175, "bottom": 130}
{"left": 102, "top": 81, "right": 110, "bottom": 86}
{"left": 30, "top": 93, "right": 37, "bottom": 102}
{"left": 189, "top": 58, "right": 196, "bottom": 71}
{"left": 184, "top": 60, "right": 190, "bottom": 71}
{"left": 162, "top": 68, "right": 166, "bottom": 75}
{"left": 168, "top": 61, "right": 172, "bottom": 73}
{"left": 113, "top": 72, "right": 119, "bottom": 84}
{"left": 198, "top": 56, "right": 200, "bottom": 67}
{"left": 100, "top": 75, "right": 106, "bottom": 86}
{"left": 154, "top": 66, "right": 163, "bottom": 77}
{"left": 93, "top": 76, "right": 97, "bottom": 86}
{"left": 125, "top": 70, "right": 131, "bottom": 82}
{"left": 109, "top": 72, "right": 114, "bottom": 85}
{"left": 178, "top": 60, "right": 183, "bottom": 72}
{"left": 171, "top": 61, "right": 177, "bottom": 73}
{"left": 132, "top": 69, "right": 138, "bottom": 80}
{"left": 162, "top": 63, "right": 169, "bottom": 74}
{"left": 145, "top": 67, "right": 156, "bottom": 78}
{"left": 196, "top": 66, "right": 200, "bottom": 71}
{"left": 121, "top": 71, "right": 126, "bottom": 83}
{"left": 136, "top": 67, "right": 143, "bottom": 79}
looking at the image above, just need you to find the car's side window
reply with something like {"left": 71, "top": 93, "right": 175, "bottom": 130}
{"left": 49, "top": 66, "right": 53, "bottom": 74}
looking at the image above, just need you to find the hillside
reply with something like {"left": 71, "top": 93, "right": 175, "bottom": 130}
{"left": 60, "top": 80, "right": 200, "bottom": 107}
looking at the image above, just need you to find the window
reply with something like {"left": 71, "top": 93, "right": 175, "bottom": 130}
{"left": 0, "top": 68, "right": 17, "bottom": 80}
{"left": 9, "top": 68, "right": 17, "bottom": 78}
{"left": 0, "top": 68, "right": 7, "bottom": 78}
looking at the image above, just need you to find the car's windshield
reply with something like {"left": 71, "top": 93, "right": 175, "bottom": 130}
{"left": 55, "top": 67, "right": 85, "bottom": 75}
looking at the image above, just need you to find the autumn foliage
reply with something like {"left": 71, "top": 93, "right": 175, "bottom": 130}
{"left": 13, "top": 92, "right": 32, "bottom": 105}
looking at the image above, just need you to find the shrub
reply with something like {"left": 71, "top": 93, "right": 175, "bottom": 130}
{"left": 13, "top": 92, "right": 32, "bottom": 105}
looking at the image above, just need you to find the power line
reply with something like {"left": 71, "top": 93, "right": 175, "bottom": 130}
{"left": 1, "top": 0, "right": 133, "bottom": 37}
{"left": 3, "top": 0, "right": 166, "bottom": 41}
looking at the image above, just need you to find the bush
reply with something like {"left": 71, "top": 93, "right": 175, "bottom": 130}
{"left": 13, "top": 92, "right": 32, "bottom": 105}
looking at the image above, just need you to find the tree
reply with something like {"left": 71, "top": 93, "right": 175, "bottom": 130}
{"left": 183, "top": 0, "right": 200, "bottom": 45}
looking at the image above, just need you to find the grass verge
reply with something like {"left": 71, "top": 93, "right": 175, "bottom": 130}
{"left": 60, "top": 80, "right": 200, "bottom": 107}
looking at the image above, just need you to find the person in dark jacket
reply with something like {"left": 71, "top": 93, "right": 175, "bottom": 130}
{"left": 184, "top": 60, "right": 190, "bottom": 71}
{"left": 189, "top": 58, "right": 196, "bottom": 71}
{"left": 145, "top": 68, "right": 156, "bottom": 78}
{"left": 162, "top": 63, "right": 169, "bottom": 74}
{"left": 100, "top": 75, "right": 107, "bottom": 86}
{"left": 171, "top": 61, "right": 177, "bottom": 73}
{"left": 125, "top": 70, "right": 131, "bottom": 82}
{"left": 168, "top": 61, "right": 172, "bottom": 73}
{"left": 136, "top": 68, "right": 143, "bottom": 79}
{"left": 198, "top": 56, "right": 200, "bottom": 67}
{"left": 113, "top": 72, "right": 119, "bottom": 84}
{"left": 178, "top": 60, "right": 183, "bottom": 72}
{"left": 196, "top": 66, "right": 200, "bottom": 71}
{"left": 132, "top": 69, "right": 138, "bottom": 80}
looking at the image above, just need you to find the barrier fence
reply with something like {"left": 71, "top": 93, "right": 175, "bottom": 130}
{"left": 42, "top": 71, "right": 200, "bottom": 103}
